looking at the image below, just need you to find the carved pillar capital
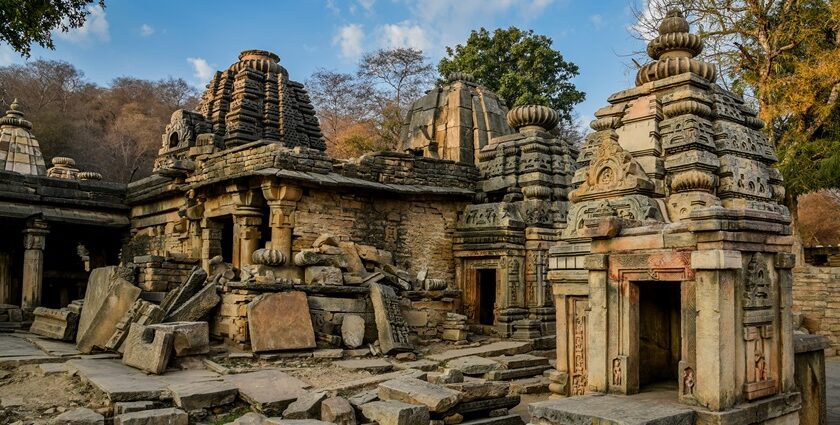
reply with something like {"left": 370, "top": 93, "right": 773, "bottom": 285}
{"left": 261, "top": 180, "right": 303, "bottom": 202}
{"left": 22, "top": 219, "right": 49, "bottom": 250}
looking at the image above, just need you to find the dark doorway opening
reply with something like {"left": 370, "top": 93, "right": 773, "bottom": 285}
{"left": 477, "top": 269, "right": 497, "bottom": 325}
{"left": 220, "top": 218, "right": 234, "bottom": 264}
{"left": 637, "top": 281, "right": 681, "bottom": 387}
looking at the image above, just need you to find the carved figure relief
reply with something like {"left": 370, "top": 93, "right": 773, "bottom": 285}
{"left": 568, "top": 135, "right": 655, "bottom": 203}
{"left": 612, "top": 358, "right": 622, "bottom": 386}
{"left": 744, "top": 253, "right": 770, "bottom": 309}
{"left": 508, "top": 258, "right": 521, "bottom": 305}
{"left": 571, "top": 298, "right": 588, "bottom": 395}
{"left": 682, "top": 367, "right": 695, "bottom": 396}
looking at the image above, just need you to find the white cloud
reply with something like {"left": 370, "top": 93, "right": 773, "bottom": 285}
{"left": 333, "top": 24, "right": 365, "bottom": 59}
{"left": 187, "top": 57, "right": 215, "bottom": 82}
{"left": 358, "top": 0, "right": 375, "bottom": 11}
{"left": 0, "top": 44, "right": 20, "bottom": 66}
{"left": 325, "top": 0, "right": 340, "bottom": 15}
{"left": 590, "top": 14, "right": 604, "bottom": 30}
{"left": 55, "top": 5, "right": 109, "bottom": 44}
{"left": 140, "top": 24, "right": 155, "bottom": 37}
{"left": 380, "top": 21, "right": 430, "bottom": 51}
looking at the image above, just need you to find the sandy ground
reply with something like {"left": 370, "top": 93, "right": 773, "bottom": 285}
{"left": 0, "top": 365, "right": 102, "bottom": 425}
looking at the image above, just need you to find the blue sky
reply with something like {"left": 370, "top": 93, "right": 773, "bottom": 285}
{"left": 1, "top": 0, "right": 648, "bottom": 126}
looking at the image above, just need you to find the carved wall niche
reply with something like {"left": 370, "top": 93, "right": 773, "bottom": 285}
{"left": 742, "top": 252, "right": 778, "bottom": 401}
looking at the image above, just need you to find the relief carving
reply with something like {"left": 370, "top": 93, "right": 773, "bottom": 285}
{"left": 568, "top": 134, "right": 655, "bottom": 203}
{"left": 571, "top": 298, "right": 588, "bottom": 395}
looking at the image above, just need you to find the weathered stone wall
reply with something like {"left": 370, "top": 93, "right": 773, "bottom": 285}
{"left": 402, "top": 292, "right": 460, "bottom": 340}
{"left": 133, "top": 255, "right": 199, "bottom": 292}
{"left": 792, "top": 265, "right": 840, "bottom": 355}
{"left": 293, "top": 191, "right": 466, "bottom": 284}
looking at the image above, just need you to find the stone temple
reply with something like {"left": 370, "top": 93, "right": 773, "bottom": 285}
{"left": 0, "top": 11, "right": 827, "bottom": 425}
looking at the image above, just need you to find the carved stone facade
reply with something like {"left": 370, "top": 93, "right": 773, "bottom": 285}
{"left": 539, "top": 10, "right": 800, "bottom": 425}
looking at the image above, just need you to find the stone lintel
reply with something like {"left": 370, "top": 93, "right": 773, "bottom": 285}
{"left": 583, "top": 254, "right": 608, "bottom": 271}
{"left": 691, "top": 250, "right": 741, "bottom": 270}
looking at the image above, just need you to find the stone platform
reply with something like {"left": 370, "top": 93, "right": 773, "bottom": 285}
{"left": 529, "top": 391, "right": 695, "bottom": 425}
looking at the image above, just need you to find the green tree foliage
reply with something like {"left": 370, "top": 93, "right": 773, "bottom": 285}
{"left": 0, "top": 0, "right": 104, "bottom": 57}
{"left": 438, "top": 27, "right": 585, "bottom": 123}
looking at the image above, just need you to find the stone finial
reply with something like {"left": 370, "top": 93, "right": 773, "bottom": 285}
{"left": 1, "top": 98, "right": 33, "bottom": 130}
{"left": 636, "top": 9, "right": 716, "bottom": 85}
{"left": 232, "top": 49, "right": 282, "bottom": 74}
{"left": 446, "top": 72, "right": 476, "bottom": 83}
{"left": 506, "top": 105, "right": 560, "bottom": 132}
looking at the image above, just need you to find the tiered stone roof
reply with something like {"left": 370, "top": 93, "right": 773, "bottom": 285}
{"left": 0, "top": 100, "right": 47, "bottom": 176}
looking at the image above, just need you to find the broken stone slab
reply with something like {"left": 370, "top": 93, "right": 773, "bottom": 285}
{"left": 334, "top": 358, "right": 393, "bottom": 373}
{"left": 446, "top": 356, "right": 500, "bottom": 375}
{"left": 283, "top": 391, "right": 327, "bottom": 420}
{"left": 378, "top": 377, "right": 462, "bottom": 413}
{"left": 459, "top": 414, "right": 525, "bottom": 425}
{"left": 393, "top": 359, "right": 439, "bottom": 371}
{"left": 312, "top": 348, "right": 343, "bottom": 359}
{"left": 449, "top": 395, "right": 520, "bottom": 416}
{"left": 160, "top": 266, "right": 207, "bottom": 316}
{"left": 224, "top": 369, "right": 310, "bottom": 414}
{"left": 426, "top": 342, "right": 532, "bottom": 362}
{"left": 337, "top": 242, "right": 367, "bottom": 275}
{"left": 305, "top": 266, "right": 343, "bottom": 285}
{"left": 528, "top": 395, "right": 695, "bottom": 425}
{"left": 106, "top": 300, "right": 164, "bottom": 353}
{"left": 50, "top": 407, "right": 104, "bottom": 425}
{"left": 148, "top": 321, "right": 209, "bottom": 357}
{"left": 38, "top": 362, "right": 70, "bottom": 376}
{"left": 66, "top": 358, "right": 168, "bottom": 401}
{"left": 231, "top": 412, "right": 268, "bottom": 425}
{"left": 30, "top": 307, "right": 79, "bottom": 341}
{"left": 490, "top": 354, "right": 548, "bottom": 370}
{"left": 114, "top": 401, "right": 156, "bottom": 415}
{"left": 318, "top": 369, "right": 427, "bottom": 393}
{"left": 114, "top": 407, "right": 188, "bottom": 425}
{"left": 122, "top": 323, "right": 173, "bottom": 375}
{"left": 445, "top": 380, "right": 510, "bottom": 402}
{"left": 370, "top": 283, "right": 412, "bottom": 355}
{"left": 483, "top": 365, "right": 551, "bottom": 381}
{"left": 169, "top": 379, "right": 238, "bottom": 410}
{"left": 248, "top": 291, "right": 316, "bottom": 352}
{"left": 361, "top": 400, "right": 429, "bottom": 425}
{"left": 264, "top": 420, "right": 334, "bottom": 425}
{"left": 321, "top": 396, "right": 356, "bottom": 425}
{"left": 347, "top": 390, "right": 379, "bottom": 410}
{"left": 441, "top": 329, "right": 468, "bottom": 342}
{"left": 164, "top": 281, "right": 219, "bottom": 323}
{"left": 428, "top": 369, "right": 464, "bottom": 385}
{"left": 313, "top": 234, "right": 339, "bottom": 248}
{"left": 76, "top": 268, "right": 142, "bottom": 354}
{"left": 341, "top": 314, "right": 365, "bottom": 349}
{"left": 508, "top": 376, "right": 549, "bottom": 394}
{"left": 294, "top": 250, "right": 348, "bottom": 269}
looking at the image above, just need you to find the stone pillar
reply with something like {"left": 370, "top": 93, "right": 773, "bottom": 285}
{"left": 691, "top": 249, "right": 741, "bottom": 411}
{"left": 233, "top": 207, "right": 261, "bottom": 269}
{"left": 775, "top": 252, "right": 797, "bottom": 394}
{"left": 261, "top": 182, "right": 302, "bottom": 262}
{"left": 21, "top": 219, "right": 49, "bottom": 310}
{"left": 0, "top": 251, "right": 12, "bottom": 305}
{"left": 584, "top": 253, "right": 609, "bottom": 394}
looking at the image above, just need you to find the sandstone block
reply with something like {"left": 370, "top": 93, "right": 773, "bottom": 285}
{"left": 334, "top": 359, "right": 393, "bottom": 373}
{"left": 160, "top": 266, "right": 207, "bottom": 316}
{"left": 50, "top": 407, "right": 104, "bottom": 425}
{"left": 341, "top": 314, "right": 365, "bottom": 348}
{"left": 77, "top": 266, "right": 119, "bottom": 343}
{"left": 164, "top": 282, "right": 219, "bottom": 322}
{"left": 149, "top": 321, "right": 209, "bottom": 357}
{"left": 370, "top": 283, "right": 412, "bottom": 354}
{"left": 248, "top": 291, "right": 316, "bottom": 352}
{"left": 30, "top": 307, "right": 78, "bottom": 341}
{"left": 77, "top": 270, "right": 142, "bottom": 354}
{"left": 114, "top": 407, "right": 187, "bottom": 425}
{"left": 445, "top": 381, "right": 510, "bottom": 402}
{"left": 321, "top": 396, "right": 356, "bottom": 425}
{"left": 446, "top": 356, "right": 500, "bottom": 375}
{"left": 106, "top": 299, "right": 164, "bottom": 353}
{"left": 114, "top": 401, "right": 156, "bottom": 414}
{"left": 231, "top": 412, "right": 267, "bottom": 425}
{"left": 305, "top": 266, "right": 343, "bottom": 285}
{"left": 283, "top": 391, "right": 327, "bottom": 419}
{"left": 428, "top": 369, "right": 464, "bottom": 385}
{"left": 224, "top": 369, "right": 310, "bottom": 413}
{"left": 441, "top": 329, "right": 468, "bottom": 341}
{"left": 122, "top": 323, "right": 173, "bottom": 375}
{"left": 169, "top": 380, "right": 238, "bottom": 410}
{"left": 361, "top": 400, "right": 430, "bottom": 425}
{"left": 378, "top": 377, "right": 462, "bottom": 413}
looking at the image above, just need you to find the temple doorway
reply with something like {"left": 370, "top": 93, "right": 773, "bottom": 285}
{"left": 637, "top": 281, "right": 681, "bottom": 388}
{"left": 477, "top": 269, "right": 497, "bottom": 325}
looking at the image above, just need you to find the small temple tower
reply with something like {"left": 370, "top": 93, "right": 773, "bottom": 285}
{"left": 534, "top": 10, "right": 799, "bottom": 425}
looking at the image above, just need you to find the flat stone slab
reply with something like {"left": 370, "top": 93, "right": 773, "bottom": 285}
{"left": 224, "top": 369, "right": 311, "bottom": 413}
{"left": 445, "top": 380, "right": 510, "bottom": 402}
{"left": 446, "top": 356, "right": 500, "bottom": 375}
{"left": 426, "top": 342, "right": 531, "bottom": 362}
{"left": 490, "top": 354, "right": 548, "bottom": 369}
{"left": 361, "top": 400, "right": 429, "bottom": 425}
{"left": 50, "top": 407, "right": 104, "bottom": 425}
{"left": 67, "top": 359, "right": 169, "bottom": 402}
{"left": 27, "top": 336, "right": 81, "bottom": 357}
{"left": 393, "top": 359, "right": 438, "bottom": 371}
{"left": 248, "top": 291, "right": 316, "bottom": 352}
{"left": 264, "top": 420, "right": 334, "bottom": 425}
{"left": 484, "top": 365, "right": 551, "bottom": 381}
{"left": 114, "top": 407, "right": 188, "bottom": 425}
{"left": 528, "top": 395, "right": 696, "bottom": 425}
{"left": 461, "top": 414, "right": 525, "bottom": 425}
{"left": 39, "top": 362, "right": 70, "bottom": 376}
{"left": 333, "top": 358, "right": 393, "bottom": 373}
{"left": 0, "top": 334, "right": 49, "bottom": 357}
{"left": 378, "top": 377, "right": 462, "bottom": 413}
{"left": 164, "top": 372, "right": 238, "bottom": 410}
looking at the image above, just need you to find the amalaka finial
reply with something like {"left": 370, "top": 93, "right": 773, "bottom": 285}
{"left": 1, "top": 98, "right": 31, "bottom": 129}
{"left": 636, "top": 8, "right": 715, "bottom": 85}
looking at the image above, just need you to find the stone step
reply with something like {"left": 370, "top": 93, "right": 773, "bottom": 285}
{"left": 490, "top": 354, "right": 548, "bottom": 370}
{"left": 447, "top": 395, "right": 520, "bottom": 416}
{"left": 460, "top": 414, "right": 525, "bottom": 425}
{"left": 426, "top": 341, "right": 532, "bottom": 362}
{"left": 529, "top": 395, "right": 695, "bottom": 425}
{"left": 484, "top": 365, "right": 551, "bottom": 381}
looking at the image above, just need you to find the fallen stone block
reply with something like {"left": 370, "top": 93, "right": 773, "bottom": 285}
{"left": 148, "top": 321, "right": 209, "bottom": 357}
{"left": 230, "top": 412, "right": 267, "bottom": 425}
{"left": 264, "top": 420, "right": 334, "bottom": 425}
{"left": 347, "top": 389, "right": 378, "bottom": 410}
{"left": 459, "top": 415, "right": 524, "bottom": 425}
{"left": 321, "top": 396, "right": 356, "bottom": 425}
{"left": 122, "top": 323, "right": 173, "bottom": 375}
{"left": 105, "top": 300, "right": 164, "bottom": 353}
{"left": 169, "top": 379, "right": 238, "bottom": 410}
{"left": 38, "top": 362, "right": 70, "bottom": 376}
{"left": 445, "top": 381, "right": 510, "bottom": 402}
{"left": 283, "top": 391, "right": 327, "bottom": 419}
{"left": 30, "top": 307, "right": 79, "bottom": 341}
{"left": 77, "top": 267, "right": 142, "bottom": 353}
{"left": 361, "top": 400, "right": 429, "bottom": 425}
{"left": 490, "top": 354, "right": 548, "bottom": 370}
{"left": 50, "top": 407, "right": 104, "bottom": 425}
{"left": 370, "top": 283, "right": 412, "bottom": 355}
{"left": 312, "top": 348, "right": 343, "bottom": 359}
{"left": 66, "top": 359, "right": 168, "bottom": 402}
{"left": 428, "top": 369, "right": 463, "bottom": 385}
{"left": 394, "top": 359, "right": 439, "bottom": 371}
{"left": 441, "top": 329, "right": 468, "bottom": 342}
{"left": 378, "top": 377, "right": 462, "bottom": 413}
{"left": 114, "top": 401, "right": 156, "bottom": 414}
{"left": 508, "top": 376, "right": 549, "bottom": 394}
{"left": 294, "top": 250, "right": 348, "bottom": 269}
{"left": 305, "top": 266, "right": 343, "bottom": 285}
{"left": 319, "top": 369, "right": 427, "bottom": 393}
{"left": 248, "top": 291, "right": 316, "bottom": 352}
{"left": 446, "top": 356, "right": 500, "bottom": 375}
{"left": 341, "top": 314, "right": 365, "bottom": 348}
{"left": 114, "top": 407, "right": 188, "bottom": 425}
{"left": 483, "top": 365, "right": 551, "bottom": 381}
{"left": 224, "top": 369, "right": 310, "bottom": 414}
{"left": 160, "top": 266, "right": 207, "bottom": 316}
{"left": 450, "top": 395, "right": 520, "bottom": 416}
{"left": 164, "top": 281, "right": 219, "bottom": 323}
{"left": 334, "top": 358, "right": 393, "bottom": 373}
{"left": 426, "top": 342, "right": 532, "bottom": 362}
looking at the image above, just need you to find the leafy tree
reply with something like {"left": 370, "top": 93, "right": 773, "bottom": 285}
{"left": 0, "top": 0, "right": 105, "bottom": 57}
{"left": 438, "top": 27, "right": 585, "bottom": 123}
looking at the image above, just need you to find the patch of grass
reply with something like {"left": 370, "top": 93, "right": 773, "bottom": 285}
{"left": 207, "top": 406, "right": 253, "bottom": 425}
